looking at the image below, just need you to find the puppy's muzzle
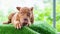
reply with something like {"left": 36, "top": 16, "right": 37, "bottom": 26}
{"left": 23, "top": 18, "right": 28, "bottom": 26}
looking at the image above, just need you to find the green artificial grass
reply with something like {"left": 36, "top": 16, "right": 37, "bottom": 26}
{"left": 29, "top": 22, "right": 57, "bottom": 34}
{"left": 0, "top": 25, "right": 39, "bottom": 34}
{"left": 0, "top": 22, "right": 57, "bottom": 34}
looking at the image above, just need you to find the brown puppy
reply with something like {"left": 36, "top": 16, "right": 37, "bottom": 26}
{"left": 3, "top": 7, "right": 34, "bottom": 29}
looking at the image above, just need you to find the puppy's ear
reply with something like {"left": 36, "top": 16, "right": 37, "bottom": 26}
{"left": 30, "top": 7, "right": 33, "bottom": 11}
{"left": 16, "top": 7, "right": 21, "bottom": 11}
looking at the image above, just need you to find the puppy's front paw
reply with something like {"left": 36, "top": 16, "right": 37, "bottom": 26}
{"left": 14, "top": 21, "right": 21, "bottom": 29}
{"left": 16, "top": 24, "right": 21, "bottom": 29}
{"left": 16, "top": 23, "right": 21, "bottom": 29}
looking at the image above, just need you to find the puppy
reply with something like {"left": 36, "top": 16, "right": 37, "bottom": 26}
{"left": 3, "top": 7, "right": 34, "bottom": 29}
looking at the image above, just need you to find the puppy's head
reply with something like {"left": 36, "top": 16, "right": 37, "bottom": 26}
{"left": 16, "top": 7, "right": 33, "bottom": 26}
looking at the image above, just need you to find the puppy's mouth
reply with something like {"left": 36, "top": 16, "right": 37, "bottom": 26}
{"left": 23, "top": 21, "right": 28, "bottom": 26}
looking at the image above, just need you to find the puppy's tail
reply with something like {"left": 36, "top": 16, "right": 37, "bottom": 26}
{"left": 3, "top": 21, "right": 11, "bottom": 24}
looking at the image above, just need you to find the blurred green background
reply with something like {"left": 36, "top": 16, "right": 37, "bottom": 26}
{"left": 0, "top": 0, "right": 60, "bottom": 32}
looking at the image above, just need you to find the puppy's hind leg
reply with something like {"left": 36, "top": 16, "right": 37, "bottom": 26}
{"left": 3, "top": 12, "right": 15, "bottom": 24}
{"left": 3, "top": 19, "right": 11, "bottom": 24}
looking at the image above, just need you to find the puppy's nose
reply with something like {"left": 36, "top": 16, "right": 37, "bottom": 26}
{"left": 24, "top": 18, "right": 28, "bottom": 21}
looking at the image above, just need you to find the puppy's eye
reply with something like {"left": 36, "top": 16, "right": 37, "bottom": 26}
{"left": 27, "top": 13, "right": 30, "bottom": 16}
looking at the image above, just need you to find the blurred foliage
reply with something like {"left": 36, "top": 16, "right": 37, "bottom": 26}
{"left": 56, "top": 1, "right": 60, "bottom": 32}
{"left": 34, "top": 7, "right": 53, "bottom": 25}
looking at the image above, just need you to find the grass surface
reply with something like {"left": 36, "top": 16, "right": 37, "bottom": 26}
{"left": 0, "top": 22, "right": 57, "bottom": 34}
{"left": 0, "top": 25, "right": 39, "bottom": 34}
{"left": 29, "top": 22, "right": 57, "bottom": 34}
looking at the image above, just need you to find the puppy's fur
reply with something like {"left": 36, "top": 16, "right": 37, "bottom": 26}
{"left": 3, "top": 7, "right": 34, "bottom": 29}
